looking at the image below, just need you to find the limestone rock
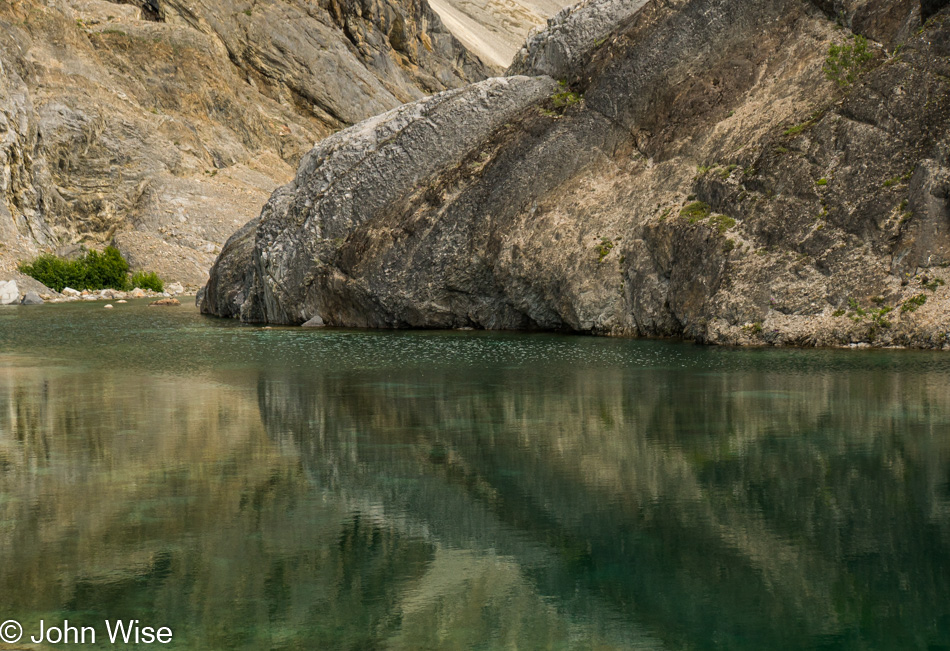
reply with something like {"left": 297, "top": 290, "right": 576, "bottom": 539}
{"left": 302, "top": 315, "right": 325, "bottom": 328}
{"left": 507, "top": 0, "right": 651, "bottom": 78}
{"left": 20, "top": 291, "right": 44, "bottom": 305}
{"left": 0, "top": 280, "right": 19, "bottom": 305}
{"left": 131, "top": 288, "right": 147, "bottom": 298}
{"left": 62, "top": 287, "right": 81, "bottom": 297}
{"left": 166, "top": 282, "right": 184, "bottom": 296}
{"left": 149, "top": 298, "right": 181, "bottom": 306}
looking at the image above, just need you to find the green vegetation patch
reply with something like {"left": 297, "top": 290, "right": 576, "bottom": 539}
{"left": 708, "top": 214, "right": 736, "bottom": 234}
{"left": 823, "top": 35, "right": 875, "bottom": 87}
{"left": 883, "top": 168, "right": 914, "bottom": 188}
{"left": 596, "top": 237, "right": 614, "bottom": 262}
{"left": 844, "top": 296, "right": 893, "bottom": 328}
{"left": 719, "top": 164, "right": 738, "bottom": 180}
{"left": 551, "top": 81, "right": 583, "bottom": 109}
{"left": 130, "top": 271, "right": 164, "bottom": 293}
{"left": 680, "top": 201, "right": 711, "bottom": 222}
{"left": 18, "top": 246, "right": 163, "bottom": 293}
{"left": 922, "top": 276, "right": 945, "bottom": 292}
{"left": 901, "top": 293, "right": 927, "bottom": 313}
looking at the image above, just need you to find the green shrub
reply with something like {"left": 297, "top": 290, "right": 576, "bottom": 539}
{"left": 130, "top": 271, "right": 164, "bottom": 292}
{"left": 83, "top": 247, "right": 131, "bottom": 290}
{"left": 680, "top": 201, "right": 711, "bottom": 221}
{"left": 18, "top": 246, "right": 163, "bottom": 293}
{"left": 19, "top": 246, "right": 129, "bottom": 291}
{"left": 823, "top": 35, "right": 875, "bottom": 87}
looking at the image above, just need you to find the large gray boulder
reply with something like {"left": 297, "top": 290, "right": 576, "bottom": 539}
{"left": 201, "top": 75, "right": 560, "bottom": 324}
{"left": 20, "top": 291, "right": 43, "bottom": 306}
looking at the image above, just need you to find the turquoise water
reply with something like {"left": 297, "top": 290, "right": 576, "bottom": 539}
{"left": 1, "top": 301, "right": 949, "bottom": 649}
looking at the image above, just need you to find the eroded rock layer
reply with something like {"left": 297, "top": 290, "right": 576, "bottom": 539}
{"left": 203, "top": 0, "right": 950, "bottom": 348}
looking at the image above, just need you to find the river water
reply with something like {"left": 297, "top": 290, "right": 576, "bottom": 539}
{"left": 0, "top": 301, "right": 948, "bottom": 649}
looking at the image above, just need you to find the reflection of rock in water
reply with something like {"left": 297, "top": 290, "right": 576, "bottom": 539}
{"left": 2, "top": 355, "right": 950, "bottom": 648}
{"left": 0, "top": 368, "right": 437, "bottom": 649}
{"left": 256, "top": 364, "right": 950, "bottom": 648}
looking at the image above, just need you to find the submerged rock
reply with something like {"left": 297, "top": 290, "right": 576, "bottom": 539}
{"left": 149, "top": 298, "right": 181, "bottom": 306}
{"left": 202, "top": 0, "right": 950, "bottom": 348}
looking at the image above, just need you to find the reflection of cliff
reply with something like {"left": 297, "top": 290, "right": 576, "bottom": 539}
{"left": 0, "top": 362, "right": 645, "bottom": 649}
{"left": 2, "top": 348, "right": 950, "bottom": 649}
{"left": 257, "top": 361, "right": 950, "bottom": 648}
{"left": 0, "top": 366, "right": 436, "bottom": 649}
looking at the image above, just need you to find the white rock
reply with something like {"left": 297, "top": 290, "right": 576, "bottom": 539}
{"left": 167, "top": 282, "right": 184, "bottom": 296}
{"left": 117, "top": 299, "right": 128, "bottom": 304}
{"left": 62, "top": 287, "right": 81, "bottom": 297}
{"left": 0, "top": 280, "right": 18, "bottom": 305}
{"left": 104, "top": 304, "right": 114, "bottom": 309}
{"left": 131, "top": 288, "right": 146, "bottom": 298}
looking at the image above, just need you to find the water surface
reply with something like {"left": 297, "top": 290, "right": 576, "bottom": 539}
{"left": 1, "top": 302, "right": 949, "bottom": 649}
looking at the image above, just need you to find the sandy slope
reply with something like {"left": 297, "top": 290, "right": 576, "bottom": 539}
{"left": 428, "top": 0, "right": 574, "bottom": 69}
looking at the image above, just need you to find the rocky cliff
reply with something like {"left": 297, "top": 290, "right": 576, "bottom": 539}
{"left": 202, "top": 0, "right": 950, "bottom": 348}
{"left": 0, "top": 0, "right": 491, "bottom": 285}
{"left": 427, "top": 0, "right": 574, "bottom": 69}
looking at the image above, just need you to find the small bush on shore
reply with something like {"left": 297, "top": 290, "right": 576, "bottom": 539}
{"left": 130, "top": 271, "right": 164, "bottom": 292}
{"left": 18, "top": 246, "right": 163, "bottom": 293}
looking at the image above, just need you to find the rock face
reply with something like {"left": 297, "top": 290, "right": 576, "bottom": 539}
{"left": 203, "top": 0, "right": 950, "bottom": 348}
{"left": 0, "top": 0, "right": 491, "bottom": 285}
